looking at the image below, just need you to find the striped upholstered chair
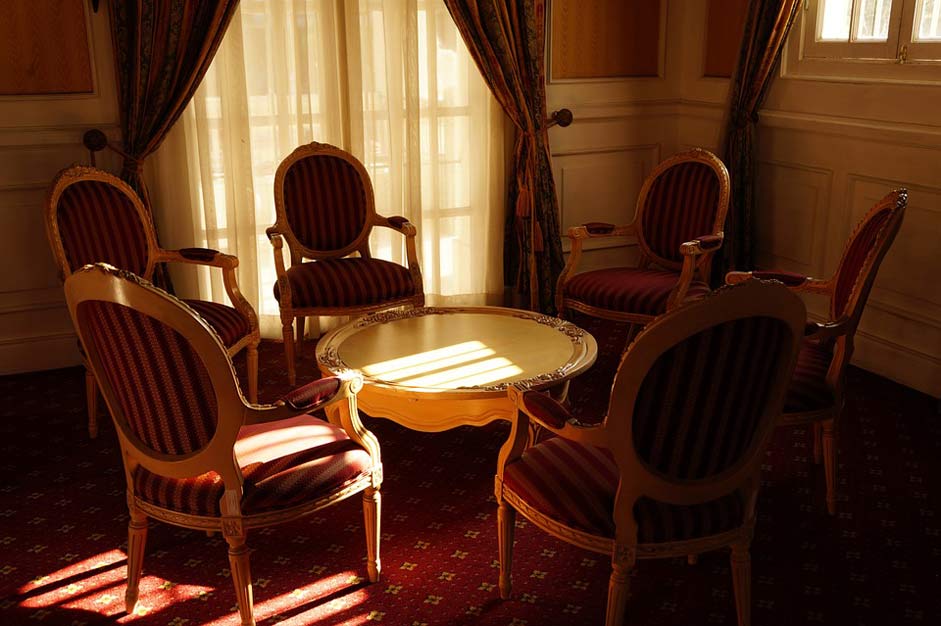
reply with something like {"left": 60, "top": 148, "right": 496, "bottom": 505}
{"left": 556, "top": 148, "right": 729, "bottom": 323}
{"left": 64, "top": 263, "right": 382, "bottom": 626}
{"left": 727, "top": 189, "right": 907, "bottom": 514}
{"left": 498, "top": 280, "right": 805, "bottom": 626}
{"left": 269, "top": 142, "right": 425, "bottom": 385}
{"left": 45, "top": 166, "right": 260, "bottom": 437}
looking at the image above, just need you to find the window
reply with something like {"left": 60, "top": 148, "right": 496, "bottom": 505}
{"left": 788, "top": 0, "right": 941, "bottom": 81}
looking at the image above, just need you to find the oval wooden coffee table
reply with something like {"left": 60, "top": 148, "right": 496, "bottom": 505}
{"left": 316, "top": 306, "right": 597, "bottom": 432}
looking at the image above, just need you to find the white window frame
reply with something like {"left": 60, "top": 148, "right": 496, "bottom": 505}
{"left": 784, "top": 0, "right": 941, "bottom": 84}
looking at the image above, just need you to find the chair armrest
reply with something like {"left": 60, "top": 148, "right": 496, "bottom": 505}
{"left": 754, "top": 270, "right": 809, "bottom": 286}
{"left": 680, "top": 233, "right": 724, "bottom": 256}
{"left": 156, "top": 247, "right": 238, "bottom": 269}
{"left": 520, "top": 389, "right": 574, "bottom": 428}
{"left": 375, "top": 215, "right": 417, "bottom": 237}
{"left": 725, "top": 270, "right": 833, "bottom": 294}
{"left": 566, "top": 222, "right": 636, "bottom": 240}
{"left": 155, "top": 247, "right": 258, "bottom": 336}
{"left": 804, "top": 319, "right": 849, "bottom": 343}
{"left": 508, "top": 386, "right": 607, "bottom": 447}
{"left": 244, "top": 373, "right": 362, "bottom": 423}
{"left": 280, "top": 377, "right": 342, "bottom": 411}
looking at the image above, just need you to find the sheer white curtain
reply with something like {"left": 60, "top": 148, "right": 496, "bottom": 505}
{"left": 151, "top": 0, "right": 506, "bottom": 337}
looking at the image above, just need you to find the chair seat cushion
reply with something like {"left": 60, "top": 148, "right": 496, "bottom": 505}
{"left": 274, "top": 258, "right": 417, "bottom": 308}
{"left": 564, "top": 268, "right": 710, "bottom": 316}
{"left": 184, "top": 299, "right": 252, "bottom": 348}
{"left": 134, "top": 414, "right": 373, "bottom": 517}
{"left": 784, "top": 340, "right": 836, "bottom": 413}
{"left": 502, "top": 437, "right": 744, "bottom": 543}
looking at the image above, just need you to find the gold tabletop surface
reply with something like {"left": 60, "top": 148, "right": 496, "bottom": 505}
{"left": 317, "top": 306, "right": 597, "bottom": 394}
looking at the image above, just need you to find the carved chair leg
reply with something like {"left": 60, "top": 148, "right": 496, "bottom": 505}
{"left": 125, "top": 508, "right": 148, "bottom": 614}
{"left": 497, "top": 501, "right": 516, "bottom": 599}
{"left": 246, "top": 342, "right": 259, "bottom": 404}
{"left": 822, "top": 418, "right": 838, "bottom": 515}
{"left": 363, "top": 487, "right": 382, "bottom": 583}
{"left": 812, "top": 422, "right": 823, "bottom": 465}
{"left": 730, "top": 540, "right": 752, "bottom": 626}
{"left": 604, "top": 546, "right": 635, "bottom": 626}
{"left": 85, "top": 368, "right": 99, "bottom": 439}
{"left": 226, "top": 534, "right": 255, "bottom": 626}
{"left": 296, "top": 316, "right": 306, "bottom": 355}
{"left": 281, "top": 319, "right": 297, "bottom": 386}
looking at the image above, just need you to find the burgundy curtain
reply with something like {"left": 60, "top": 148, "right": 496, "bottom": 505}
{"left": 719, "top": 0, "right": 801, "bottom": 274}
{"left": 109, "top": 0, "right": 239, "bottom": 212}
{"left": 444, "top": 0, "right": 564, "bottom": 313}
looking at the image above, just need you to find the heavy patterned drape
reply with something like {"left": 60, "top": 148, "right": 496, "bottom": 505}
{"left": 444, "top": 0, "right": 563, "bottom": 313}
{"left": 109, "top": 0, "right": 239, "bottom": 211}
{"left": 719, "top": 0, "right": 801, "bottom": 274}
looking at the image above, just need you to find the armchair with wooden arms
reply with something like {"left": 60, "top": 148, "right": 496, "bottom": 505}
{"left": 497, "top": 280, "right": 805, "bottom": 626}
{"left": 269, "top": 142, "right": 425, "bottom": 385}
{"left": 64, "top": 263, "right": 383, "bottom": 626}
{"left": 726, "top": 189, "right": 907, "bottom": 514}
{"left": 45, "top": 165, "right": 261, "bottom": 437}
{"left": 556, "top": 148, "right": 730, "bottom": 323}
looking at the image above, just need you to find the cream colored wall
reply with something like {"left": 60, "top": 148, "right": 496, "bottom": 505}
{"left": 546, "top": 0, "right": 678, "bottom": 273}
{"left": 0, "top": 5, "right": 120, "bottom": 374}
{"left": 551, "top": 0, "right": 940, "bottom": 397}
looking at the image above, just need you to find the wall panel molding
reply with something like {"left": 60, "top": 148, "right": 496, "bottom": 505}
{"left": 754, "top": 159, "right": 834, "bottom": 277}
{"left": 761, "top": 109, "right": 941, "bottom": 150}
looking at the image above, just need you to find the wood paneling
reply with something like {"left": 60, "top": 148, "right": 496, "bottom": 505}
{"left": 0, "top": 0, "right": 94, "bottom": 95}
{"left": 703, "top": 0, "right": 748, "bottom": 78}
{"left": 550, "top": 0, "right": 661, "bottom": 79}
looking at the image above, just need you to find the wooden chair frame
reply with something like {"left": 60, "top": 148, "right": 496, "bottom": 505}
{"left": 268, "top": 142, "right": 425, "bottom": 385}
{"left": 497, "top": 281, "right": 805, "bottom": 626}
{"left": 45, "top": 165, "right": 261, "bottom": 435}
{"left": 65, "top": 263, "right": 382, "bottom": 626}
{"left": 556, "top": 148, "right": 731, "bottom": 323}
{"left": 726, "top": 189, "right": 907, "bottom": 514}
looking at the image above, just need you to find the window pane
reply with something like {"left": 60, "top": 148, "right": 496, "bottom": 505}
{"left": 820, "top": 0, "right": 852, "bottom": 40}
{"left": 854, "top": 0, "right": 892, "bottom": 40}
{"left": 915, "top": 0, "right": 941, "bottom": 40}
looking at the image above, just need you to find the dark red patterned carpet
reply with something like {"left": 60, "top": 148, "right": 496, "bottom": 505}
{"left": 1, "top": 314, "right": 939, "bottom": 626}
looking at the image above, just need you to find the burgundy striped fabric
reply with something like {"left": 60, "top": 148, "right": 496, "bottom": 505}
{"left": 833, "top": 208, "right": 892, "bottom": 318}
{"left": 274, "top": 258, "right": 417, "bottom": 308}
{"left": 631, "top": 316, "right": 790, "bottom": 480}
{"left": 76, "top": 301, "right": 218, "bottom": 456}
{"left": 640, "top": 162, "right": 721, "bottom": 263}
{"left": 183, "top": 299, "right": 251, "bottom": 348}
{"left": 784, "top": 340, "right": 835, "bottom": 413}
{"left": 565, "top": 268, "right": 710, "bottom": 316}
{"left": 502, "top": 437, "right": 744, "bottom": 542}
{"left": 281, "top": 377, "right": 341, "bottom": 411}
{"left": 56, "top": 181, "right": 149, "bottom": 275}
{"left": 282, "top": 155, "right": 368, "bottom": 251}
{"left": 133, "top": 414, "right": 373, "bottom": 516}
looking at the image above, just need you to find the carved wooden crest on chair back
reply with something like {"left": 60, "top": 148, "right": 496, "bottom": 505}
{"left": 830, "top": 190, "right": 907, "bottom": 325}
{"left": 274, "top": 142, "right": 375, "bottom": 260}
{"left": 635, "top": 149, "right": 730, "bottom": 270}
{"left": 47, "top": 166, "right": 158, "bottom": 280}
